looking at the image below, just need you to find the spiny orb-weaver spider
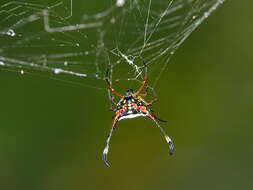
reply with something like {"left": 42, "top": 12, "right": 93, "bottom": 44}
{"left": 103, "top": 62, "right": 174, "bottom": 167}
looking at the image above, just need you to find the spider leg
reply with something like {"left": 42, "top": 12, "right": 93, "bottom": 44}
{"left": 102, "top": 117, "right": 119, "bottom": 167}
{"left": 136, "top": 78, "right": 148, "bottom": 95}
{"left": 137, "top": 86, "right": 148, "bottom": 97}
{"left": 146, "top": 98, "right": 158, "bottom": 106}
{"left": 151, "top": 113, "right": 167, "bottom": 122}
{"left": 147, "top": 114, "right": 174, "bottom": 155}
{"left": 136, "top": 59, "right": 148, "bottom": 95}
{"left": 137, "top": 93, "right": 147, "bottom": 97}
{"left": 107, "top": 88, "right": 117, "bottom": 111}
{"left": 105, "top": 78, "right": 124, "bottom": 98}
{"left": 105, "top": 69, "right": 123, "bottom": 98}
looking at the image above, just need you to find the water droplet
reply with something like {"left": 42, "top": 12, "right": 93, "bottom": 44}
{"left": 54, "top": 68, "right": 62, "bottom": 74}
{"left": 0, "top": 61, "right": 5, "bottom": 66}
{"left": 116, "top": 0, "right": 125, "bottom": 7}
{"left": 28, "top": 15, "right": 38, "bottom": 20}
{"left": 76, "top": 43, "right": 80, "bottom": 47}
{"left": 6, "top": 29, "right": 16, "bottom": 37}
{"left": 110, "top": 18, "right": 116, "bottom": 24}
{"left": 20, "top": 70, "right": 24, "bottom": 75}
{"left": 64, "top": 61, "right": 68, "bottom": 66}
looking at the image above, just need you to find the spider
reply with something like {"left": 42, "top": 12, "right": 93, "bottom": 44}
{"left": 103, "top": 62, "right": 174, "bottom": 167}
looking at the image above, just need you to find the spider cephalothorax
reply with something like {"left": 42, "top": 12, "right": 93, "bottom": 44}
{"left": 103, "top": 62, "right": 174, "bottom": 167}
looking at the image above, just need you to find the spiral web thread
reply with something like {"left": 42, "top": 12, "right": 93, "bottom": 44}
{"left": 0, "top": 0, "right": 225, "bottom": 89}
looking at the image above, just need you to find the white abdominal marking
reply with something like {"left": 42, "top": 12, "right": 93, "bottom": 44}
{"left": 119, "top": 113, "right": 146, "bottom": 121}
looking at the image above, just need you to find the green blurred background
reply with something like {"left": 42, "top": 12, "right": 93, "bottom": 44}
{"left": 0, "top": 0, "right": 253, "bottom": 189}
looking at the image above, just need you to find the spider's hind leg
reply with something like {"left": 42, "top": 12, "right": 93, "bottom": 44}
{"left": 102, "top": 118, "right": 119, "bottom": 167}
{"left": 147, "top": 98, "right": 158, "bottom": 106}
{"left": 152, "top": 113, "right": 167, "bottom": 123}
{"left": 148, "top": 115, "right": 174, "bottom": 155}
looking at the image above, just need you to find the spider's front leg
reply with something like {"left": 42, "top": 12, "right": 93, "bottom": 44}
{"left": 107, "top": 88, "right": 117, "bottom": 111}
{"left": 105, "top": 69, "right": 123, "bottom": 110}
{"left": 105, "top": 78, "right": 123, "bottom": 98}
{"left": 137, "top": 86, "right": 149, "bottom": 97}
{"left": 135, "top": 59, "right": 148, "bottom": 95}
{"left": 135, "top": 74, "right": 148, "bottom": 95}
{"left": 105, "top": 69, "right": 123, "bottom": 98}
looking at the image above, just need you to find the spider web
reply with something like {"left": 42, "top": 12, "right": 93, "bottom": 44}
{"left": 0, "top": 0, "right": 225, "bottom": 90}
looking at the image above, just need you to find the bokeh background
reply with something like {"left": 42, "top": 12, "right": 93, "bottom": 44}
{"left": 0, "top": 0, "right": 253, "bottom": 189}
